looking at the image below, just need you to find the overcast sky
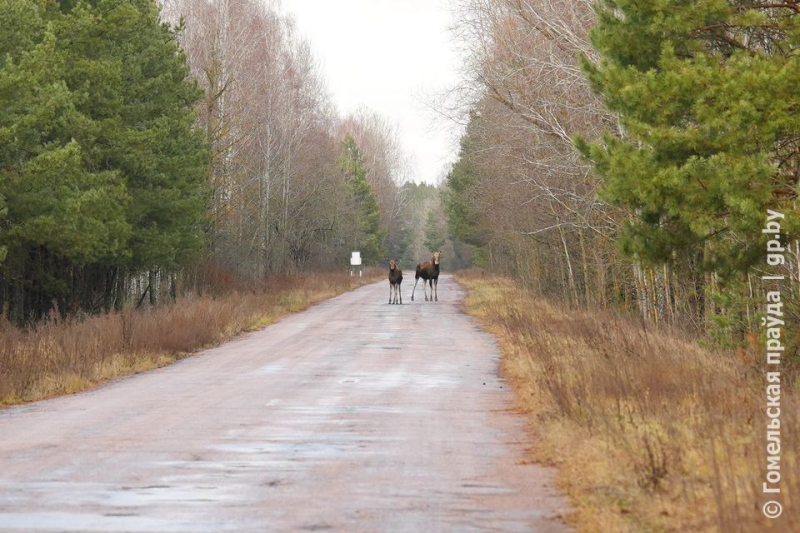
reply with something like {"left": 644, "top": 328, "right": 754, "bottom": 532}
{"left": 281, "top": 0, "right": 463, "bottom": 184}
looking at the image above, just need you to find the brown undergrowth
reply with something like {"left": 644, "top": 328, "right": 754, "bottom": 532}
{"left": 457, "top": 271, "right": 798, "bottom": 532}
{"left": 0, "top": 270, "right": 380, "bottom": 406}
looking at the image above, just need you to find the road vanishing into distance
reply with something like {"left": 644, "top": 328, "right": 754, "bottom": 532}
{"left": 0, "top": 276, "right": 571, "bottom": 532}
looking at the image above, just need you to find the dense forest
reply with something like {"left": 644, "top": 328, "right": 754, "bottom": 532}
{"left": 445, "top": 0, "right": 800, "bottom": 344}
{"left": 0, "top": 0, "right": 458, "bottom": 324}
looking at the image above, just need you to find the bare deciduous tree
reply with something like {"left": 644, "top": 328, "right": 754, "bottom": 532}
{"left": 162, "top": 0, "right": 410, "bottom": 276}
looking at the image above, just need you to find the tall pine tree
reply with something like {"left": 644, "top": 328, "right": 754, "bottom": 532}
{"left": 339, "top": 134, "right": 386, "bottom": 265}
{"left": 0, "top": 0, "right": 207, "bottom": 320}
{"left": 445, "top": 117, "right": 490, "bottom": 251}
{"left": 577, "top": 1, "right": 800, "bottom": 281}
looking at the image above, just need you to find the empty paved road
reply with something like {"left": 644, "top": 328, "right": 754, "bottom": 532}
{"left": 0, "top": 275, "right": 570, "bottom": 532}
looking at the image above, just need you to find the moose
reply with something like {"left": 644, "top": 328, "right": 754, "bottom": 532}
{"left": 411, "top": 251, "right": 441, "bottom": 302}
{"left": 388, "top": 258, "right": 403, "bottom": 304}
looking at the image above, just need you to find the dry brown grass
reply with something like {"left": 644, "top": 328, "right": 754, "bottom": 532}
{"left": 457, "top": 271, "right": 798, "bottom": 533}
{"left": 0, "top": 270, "right": 380, "bottom": 406}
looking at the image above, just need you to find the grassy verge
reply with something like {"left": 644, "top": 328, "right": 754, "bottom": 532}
{"left": 0, "top": 270, "right": 380, "bottom": 406}
{"left": 457, "top": 271, "right": 798, "bottom": 532}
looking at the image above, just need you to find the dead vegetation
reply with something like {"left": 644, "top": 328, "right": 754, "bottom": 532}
{"left": 458, "top": 271, "right": 798, "bottom": 532}
{"left": 0, "top": 270, "right": 378, "bottom": 406}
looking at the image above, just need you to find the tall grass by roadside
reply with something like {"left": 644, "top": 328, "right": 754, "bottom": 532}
{"left": 458, "top": 271, "right": 798, "bottom": 533}
{"left": 0, "top": 271, "right": 379, "bottom": 406}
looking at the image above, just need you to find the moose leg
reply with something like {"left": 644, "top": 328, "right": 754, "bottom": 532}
{"left": 389, "top": 282, "right": 393, "bottom": 304}
{"left": 411, "top": 278, "right": 418, "bottom": 301}
{"left": 399, "top": 282, "right": 402, "bottom": 304}
{"left": 423, "top": 278, "right": 429, "bottom": 301}
{"left": 434, "top": 278, "right": 438, "bottom": 301}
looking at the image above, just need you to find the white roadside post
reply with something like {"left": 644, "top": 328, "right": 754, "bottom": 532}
{"left": 350, "top": 251, "right": 362, "bottom": 277}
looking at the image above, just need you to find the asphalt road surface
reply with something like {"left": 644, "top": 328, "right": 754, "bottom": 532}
{"left": 0, "top": 275, "right": 571, "bottom": 532}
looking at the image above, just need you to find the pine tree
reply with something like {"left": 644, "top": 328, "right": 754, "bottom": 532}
{"left": 339, "top": 134, "right": 386, "bottom": 265}
{"left": 445, "top": 116, "right": 490, "bottom": 249}
{"left": 577, "top": 1, "right": 800, "bottom": 281}
{"left": 423, "top": 208, "right": 447, "bottom": 252}
{"left": 53, "top": 0, "right": 208, "bottom": 272}
{"left": 0, "top": 1, "right": 132, "bottom": 319}
{"left": 0, "top": 0, "right": 207, "bottom": 320}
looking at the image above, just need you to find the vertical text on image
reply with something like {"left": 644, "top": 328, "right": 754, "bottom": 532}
{"left": 761, "top": 209, "right": 785, "bottom": 520}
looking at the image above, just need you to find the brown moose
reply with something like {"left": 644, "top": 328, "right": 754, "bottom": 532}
{"left": 388, "top": 258, "right": 403, "bottom": 304}
{"left": 411, "top": 251, "right": 441, "bottom": 302}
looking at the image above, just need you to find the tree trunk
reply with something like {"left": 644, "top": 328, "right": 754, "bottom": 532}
{"left": 149, "top": 270, "right": 158, "bottom": 307}
{"left": 578, "top": 228, "right": 591, "bottom": 307}
{"left": 559, "top": 225, "right": 578, "bottom": 307}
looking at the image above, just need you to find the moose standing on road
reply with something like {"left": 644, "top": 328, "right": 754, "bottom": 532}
{"left": 411, "top": 251, "right": 441, "bottom": 302}
{"left": 388, "top": 258, "right": 403, "bottom": 304}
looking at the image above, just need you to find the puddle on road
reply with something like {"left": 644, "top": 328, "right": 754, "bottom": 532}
{"left": 254, "top": 359, "right": 290, "bottom": 375}
{"left": 0, "top": 511, "right": 246, "bottom": 532}
{"left": 367, "top": 370, "right": 460, "bottom": 389}
{"left": 211, "top": 439, "right": 354, "bottom": 459}
{"left": 0, "top": 481, "right": 255, "bottom": 532}
{"left": 287, "top": 370, "right": 460, "bottom": 390}
{"left": 0, "top": 480, "right": 240, "bottom": 509}
{"left": 246, "top": 405, "right": 404, "bottom": 415}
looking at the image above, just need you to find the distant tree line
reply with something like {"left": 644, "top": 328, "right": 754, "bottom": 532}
{"left": 159, "top": 0, "right": 418, "bottom": 279}
{"left": 446, "top": 0, "right": 799, "bottom": 341}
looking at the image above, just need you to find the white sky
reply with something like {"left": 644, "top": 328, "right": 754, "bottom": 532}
{"left": 280, "top": 0, "right": 463, "bottom": 184}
